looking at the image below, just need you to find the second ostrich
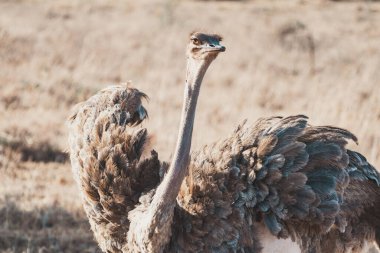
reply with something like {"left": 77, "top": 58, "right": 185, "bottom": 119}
{"left": 69, "top": 32, "right": 380, "bottom": 253}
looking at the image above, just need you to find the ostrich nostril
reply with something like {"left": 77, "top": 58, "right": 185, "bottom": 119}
{"left": 209, "top": 44, "right": 215, "bottom": 47}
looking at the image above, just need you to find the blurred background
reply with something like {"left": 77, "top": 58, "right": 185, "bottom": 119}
{"left": 0, "top": 0, "right": 379, "bottom": 252}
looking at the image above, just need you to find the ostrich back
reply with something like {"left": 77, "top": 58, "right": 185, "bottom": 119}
{"left": 174, "top": 116, "right": 380, "bottom": 252}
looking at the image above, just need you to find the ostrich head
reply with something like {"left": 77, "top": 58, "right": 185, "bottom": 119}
{"left": 187, "top": 32, "right": 225, "bottom": 61}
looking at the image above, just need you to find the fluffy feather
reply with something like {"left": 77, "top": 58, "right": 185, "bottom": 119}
{"left": 69, "top": 86, "right": 380, "bottom": 253}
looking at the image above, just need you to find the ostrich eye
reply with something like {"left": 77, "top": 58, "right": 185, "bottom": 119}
{"left": 191, "top": 37, "right": 201, "bottom": 45}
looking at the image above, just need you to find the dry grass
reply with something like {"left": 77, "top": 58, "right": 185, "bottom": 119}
{"left": 0, "top": 0, "right": 379, "bottom": 252}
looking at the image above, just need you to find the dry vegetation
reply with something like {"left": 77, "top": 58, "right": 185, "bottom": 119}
{"left": 0, "top": 0, "right": 379, "bottom": 252}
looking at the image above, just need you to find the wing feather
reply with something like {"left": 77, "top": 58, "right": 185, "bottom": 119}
{"left": 68, "top": 85, "right": 161, "bottom": 252}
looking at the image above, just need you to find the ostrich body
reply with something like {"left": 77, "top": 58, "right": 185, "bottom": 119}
{"left": 68, "top": 32, "right": 380, "bottom": 253}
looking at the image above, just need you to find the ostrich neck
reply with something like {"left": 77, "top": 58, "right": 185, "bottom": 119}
{"left": 132, "top": 58, "right": 212, "bottom": 252}
{"left": 152, "top": 58, "right": 210, "bottom": 210}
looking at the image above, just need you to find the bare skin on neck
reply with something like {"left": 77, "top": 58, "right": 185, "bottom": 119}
{"left": 128, "top": 32, "right": 225, "bottom": 252}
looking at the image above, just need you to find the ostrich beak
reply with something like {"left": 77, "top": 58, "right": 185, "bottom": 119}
{"left": 204, "top": 43, "right": 226, "bottom": 53}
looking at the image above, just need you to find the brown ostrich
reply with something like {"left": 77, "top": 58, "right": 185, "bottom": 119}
{"left": 68, "top": 32, "right": 380, "bottom": 253}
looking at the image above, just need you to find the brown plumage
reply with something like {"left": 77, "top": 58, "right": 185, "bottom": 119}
{"left": 173, "top": 116, "right": 380, "bottom": 252}
{"left": 68, "top": 33, "right": 380, "bottom": 253}
{"left": 69, "top": 86, "right": 161, "bottom": 252}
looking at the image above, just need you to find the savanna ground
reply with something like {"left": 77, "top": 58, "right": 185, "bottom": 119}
{"left": 0, "top": 0, "right": 379, "bottom": 252}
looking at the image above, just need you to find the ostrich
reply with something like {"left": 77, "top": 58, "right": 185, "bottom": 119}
{"left": 68, "top": 32, "right": 380, "bottom": 253}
